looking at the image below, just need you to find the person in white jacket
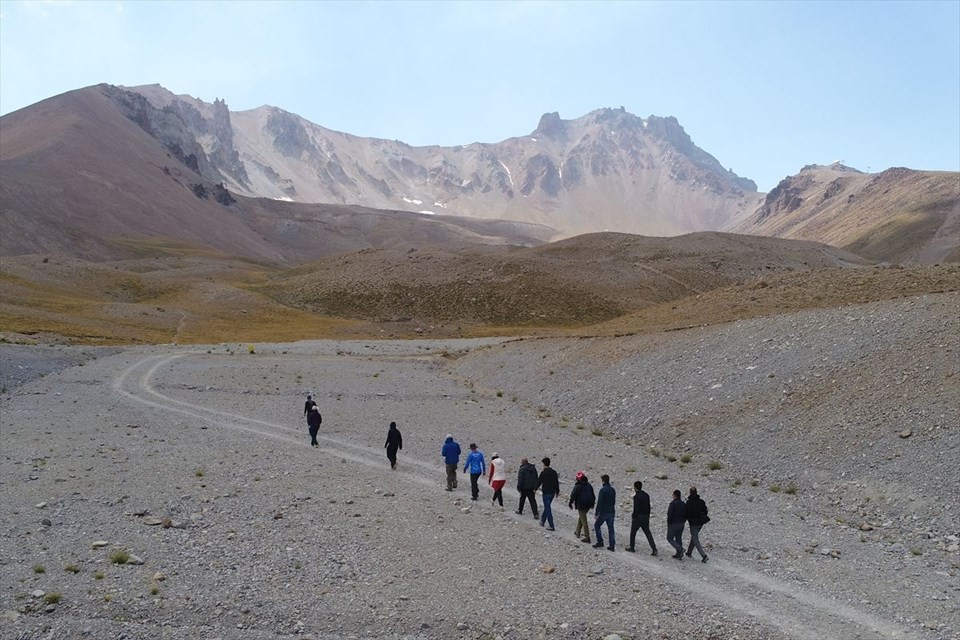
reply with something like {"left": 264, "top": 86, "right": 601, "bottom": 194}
{"left": 488, "top": 453, "right": 507, "bottom": 509}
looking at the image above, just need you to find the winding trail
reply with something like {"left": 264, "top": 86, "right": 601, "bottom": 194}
{"left": 112, "top": 351, "right": 921, "bottom": 640}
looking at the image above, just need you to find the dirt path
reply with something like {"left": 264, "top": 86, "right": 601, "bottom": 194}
{"left": 109, "top": 349, "right": 923, "bottom": 640}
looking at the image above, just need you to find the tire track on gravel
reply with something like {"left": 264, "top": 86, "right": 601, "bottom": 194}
{"left": 114, "top": 352, "right": 922, "bottom": 640}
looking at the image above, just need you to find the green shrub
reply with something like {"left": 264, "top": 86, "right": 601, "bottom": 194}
{"left": 64, "top": 564, "right": 81, "bottom": 574}
{"left": 109, "top": 549, "right": 130, "bottom": 565}
{"left": 708, "top": 461, "right": 723, "bottom": 470}
{"left": 785, "top": 482, "right": 798, "bottom": 495}
{"left": 666, "top": 455, "right": 677, "bottom": 462}
{"left": 769, "top": 484, "right": 781, "bottom": 493}
{"left": 680, "top": 454, "right": 693, "bottom": 464}
{"left": 43, "top": 592, "right": 61, "bottom": 604}
{"left": 32, "top": 565, "right": 45, "bottom": 574}
{"left": 94, "top": 571, "right": 105, "bottom": 580}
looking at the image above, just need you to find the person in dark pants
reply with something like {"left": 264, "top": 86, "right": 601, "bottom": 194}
{"left": 306, "top": 405, "right": 322, "bottom": 447}
{"left": 384, "top": 421, "right": 402, "bottom": 470}
{"left": 463, "top": 443, "right": 486, "bottom": 501}
{"left": 626, "top": 480, "right": 657, "bottom": 555}
{"left": 685, "top": 486, "right": 710, "bottom": 563}
{"left": 304, "top": 394, "right": 317, "bottom": 418}
{"left": 593, "top": 474, "right": 616, "bottom": 551}
{"left": 516, "top": 457, "right": 539, "bottom": 518}
{"left": 538, "top": 457, "right": 559, "bottom": 531}
{"left": 667, "top": 489, "right": 687, "bottom": 559}
{"left": 441, "top": 435, "right": 461, "bottom": 491}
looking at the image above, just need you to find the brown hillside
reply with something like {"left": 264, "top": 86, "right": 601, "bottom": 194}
{"left": 732, "top": 165, "right": 959, "bottom": 264}
{"left": 260, "top": 232, "right": 870, "bottom": 328}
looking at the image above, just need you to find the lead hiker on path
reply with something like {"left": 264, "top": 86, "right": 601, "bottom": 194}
{"left": 626, "top": 480, "right": 657, "bottom": 555}
{"left": 685, "top": 486, "right": 710, "bottom": 563}
{"left": 441, "top": 435, "right": 461, "bottom": 491}
{"left": 488, "top": 453, "right": 507, "bottom": 509}
{"left": 568, "top": 471, "right": 595, "bottom": 544}
{"left": 593, "top": 474, "right": 616, "bottom": 551}
{"left": 384, "top": 421, "right": 402, "bottom": 470}
{"left": 667, "top": 489, "right": 687, "bottom": 560}
{"left": 463, "top": 443, "right": 486, "bottom": 501}
{"left": 306, "top": 404, "right": 322, "bottom": 448}
{"left": 538, "top": 457, "right": 559, "bottom": 531}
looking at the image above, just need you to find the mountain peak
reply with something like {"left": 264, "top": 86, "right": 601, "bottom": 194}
{"left": 534, "top": 111, "right": 565, "bottom": 139}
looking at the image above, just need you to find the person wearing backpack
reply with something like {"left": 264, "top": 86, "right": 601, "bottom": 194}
{"left": 568, "top": 471, "right": 595, "bottom": 544}
{"left": 516, "top": 457, "right": 539, "bottom": 518}
{"left": 306, "top": 405, "right": 322, "bottom": 448}
{"left": 684, "top": 486, "right": 710, "bottom": 563}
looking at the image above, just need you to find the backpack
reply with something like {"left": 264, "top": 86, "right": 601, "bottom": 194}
{"left": 581, "top": 484, "right": 596, "bottom": 510}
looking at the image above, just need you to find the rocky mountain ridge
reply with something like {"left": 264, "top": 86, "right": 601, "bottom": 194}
{"left": 125, "top": 84, "right": 759, "bottom": 237}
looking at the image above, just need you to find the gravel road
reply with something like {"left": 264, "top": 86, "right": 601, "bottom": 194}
{"left": 1, "top": 295, "right": 957, "bottom": 639}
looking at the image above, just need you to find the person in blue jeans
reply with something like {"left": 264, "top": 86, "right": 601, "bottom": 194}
{"left": 463, "top": 443, "right": 486, "bottom": 501}
{"left": 537, "top": 457, "right": 560, "bottom": 531}
{"left": 593, "top": 474, "right": 616, "bottom": 551}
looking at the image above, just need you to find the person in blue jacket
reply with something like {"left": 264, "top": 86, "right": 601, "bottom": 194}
{"left": 463, "top": 443, "right": 486, "bottom": 501}
{"left": 441, "top": 435, "right": 461, "bottom": 491}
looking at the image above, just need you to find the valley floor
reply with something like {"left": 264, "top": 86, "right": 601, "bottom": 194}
{"left": 0, "top": 303, "right": 957, "bottom": 639}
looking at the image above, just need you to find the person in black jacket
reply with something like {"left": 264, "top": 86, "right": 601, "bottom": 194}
{"left": 537, "top": 457, "right": 560, "bottom": 531}
{"left": 625, "top": 481, "right": 657, "bottom": 555}
{"left": 384, "top": 421, "right": 402, "bottom": 470}
{"left": 666, "top": 489, "right": 687, "bottom": 559}
{"left": 568, "top": 472, "right": 595, "bottom": 543}
{"left": 306, "top": 405, "right": 322, "bottom": 448}
{"left": 516, "top": 458, "right": 539, "bottom": 518}
{"left": 685, "top": 486, "right": 709, "bottom": 563}
{"left": 304, "top": 394, "right": 317, "bottom": 418}
{"left": 592, "top": 474, "right": 616, "bottom": 551}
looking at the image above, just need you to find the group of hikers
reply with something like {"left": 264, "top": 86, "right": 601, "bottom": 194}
{"left": 441, "top": 434, "right": 710, "bottom": 561}
{"left": 303, "top": 398, "right": 709, "bottom": 562}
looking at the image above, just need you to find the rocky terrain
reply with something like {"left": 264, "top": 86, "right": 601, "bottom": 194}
{"left": 733, "top": 164, "right": 959, "bottom": 265}
{"left": 1, "top": 286, "right": 958, "bottom": 639}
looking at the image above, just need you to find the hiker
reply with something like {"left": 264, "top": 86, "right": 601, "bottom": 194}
{"left": 593, "top": 474, "right": 616, "bottom": 551}
{"left": 685, "top": 486, "right": 710, "bottom": 563}
{"left": 667, "top": 489, "right": 687, "bottom": 559}
{"left": 488, "top": 453, "right": 507, "bottom": 508}
{"left": 441, "top": 435, "right": 461, "bottom": 491}
{"left": 568, "top": 471, "right": 595, "bottom": 543}
{"left": 384, "top": 421, "right": 402, "bottom": 470}
{"left": 463, "top": 443, "right": 486, "bottom": 501}
{"left": 516, "top": 457, "right": 539, "bottom": 518}
{"left": 538, "top": 457, "right": 560, "bottom": 531}
{"left": 303, "top": 394, "right": 317, "bottom": 418}
{"left": 625, "top": 480, "right": 657, "bottom": 555}
{"left": 306, "top": 405, "right": 322, "bottom": 448}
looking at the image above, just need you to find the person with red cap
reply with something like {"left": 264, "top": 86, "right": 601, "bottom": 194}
{"left": 567, "top": 471, "right": 596, "bottom": 543}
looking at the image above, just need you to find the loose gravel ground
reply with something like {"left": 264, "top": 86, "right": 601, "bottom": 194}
{"left": 0, "top": 294, "right": 957, "bottom": 640}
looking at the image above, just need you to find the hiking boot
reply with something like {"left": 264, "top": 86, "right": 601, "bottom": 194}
{"left": 673, "top": 553, "right": 683, "bottom": 560}
{"left": 445, "top": 487, "right": 453, "bottom": 492}
{"left": 592, "top": 542, "right": 604, "bottom": 548}
{"left": 624, "top": 547, "right": 636, "bottom": 553}
{"left": 581, "top": 538, "right": 592, "bottom": 544}
{"left": 607, "top": 546, "right": 615, "bottom": 552}
{"left": 685, "top": 550, "right": 692, "bottom": 558}
{"left": 702, "top": 555, "right": 709, "bottom": 564}
{"left": 546, "top": 526, "right": 555, "bottom": 531}
{"left": 515, "top": 510, "right": 523, "bottom": 515}
{"left": 651, "top": 548, "right": 658, "bottom": 556}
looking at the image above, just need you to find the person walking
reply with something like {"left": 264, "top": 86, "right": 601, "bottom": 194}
{"left": 515, "top": 457, "right": 540, "bottom": 518}
{"left": 593, "top": 474, "right": 616, "bottom": 551}
{"left": 463, "top": 444, "right": 486, "bottom": 501}
{"left": 303, "top": 394, "right": 317, "bottom": 418}
{"left": 568, "top": 471, "right": 595, "bottom": 543}
{"left": 488, "top": 453, "right": 507, "bottom": 508}
{"left": 384, "top": 421, "right": 402, "bottom": 470}
{"left": 441, "top": 435, "right": 461, "bottom": 491}
{"left": 685, "top": 486, "right": 710, "bottom": 563}
{"left": 538, "top": 457, "right": 560, "bottom": 531}
{"left": 306, "top": 404, "right": 322, "bottom": 447}
{"left": 625, "top": 481, "right": 657, "bottom": 555}
{"left": 667, "top": 489, "right": 688, "bottom": 560}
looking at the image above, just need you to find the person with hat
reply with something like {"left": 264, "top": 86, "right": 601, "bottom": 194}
{"left": 306, "top": 404, "right": 322, "bottom": 448}
{"left": 463, "top": 443, "right": 486, "bottom": 501}
{"left": 568, "top": 471, "right": 595, "bottom": 543}
{"left": 488, "top": 453, "right": 507, "bottom": 508}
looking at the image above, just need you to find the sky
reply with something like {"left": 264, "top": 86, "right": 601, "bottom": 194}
{"left": 1, "top": 0, "right": 958, "bottom": 192}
